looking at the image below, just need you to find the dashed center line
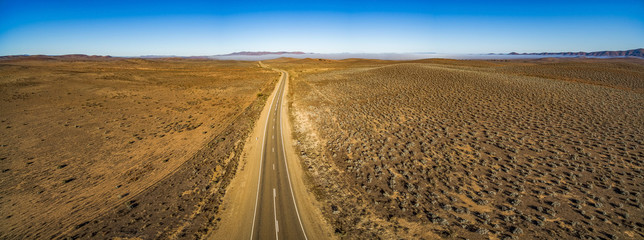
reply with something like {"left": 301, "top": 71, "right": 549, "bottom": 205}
{"left": 273, "top": 188, "right": 279, "bottom": 239}
{"left": 251, "top": 69, "right": 308, "bottom": 240}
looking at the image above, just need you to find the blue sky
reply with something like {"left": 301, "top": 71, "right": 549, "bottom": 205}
{"left": 0, "top": 0, "right": 642, "bottom": 56}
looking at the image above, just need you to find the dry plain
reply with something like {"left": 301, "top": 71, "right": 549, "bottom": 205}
{"left": 270, "top": 57, "right": 644, "bottom": 239}
{"left": 0, "top": 56, "right": 277, "bottom": 239}
{"left": 0, "top": 56, "right": 642, "bottom": 240}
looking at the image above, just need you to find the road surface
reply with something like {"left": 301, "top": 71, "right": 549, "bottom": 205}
{"left": 249, "top": 69, "right": 308, "bottom": 240}
{"left": 210, "top": 64, "right": 329, "bottom": 240}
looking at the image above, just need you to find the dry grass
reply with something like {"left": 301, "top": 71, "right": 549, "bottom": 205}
{"left": 272, "top": 58, "right": 644, "bottom": 239}
{"left": 0, "top": 57, "right": 277, "bottom": 239}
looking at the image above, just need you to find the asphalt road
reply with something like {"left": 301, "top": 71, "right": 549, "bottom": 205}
{"left": 250, "top": 70, "right": 308, "bottom": 240}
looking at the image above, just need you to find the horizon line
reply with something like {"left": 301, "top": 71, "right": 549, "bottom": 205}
{"left": 2, "top": 48, "right": 642, "bottom": 58}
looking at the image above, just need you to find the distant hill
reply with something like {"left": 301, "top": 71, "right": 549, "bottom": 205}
{"left": 508, "top": 48, "right": 643, "bottom": 57}
{"left": 222, "top": 51, "right": 306, "bottom": 56}
{"left": 0, "top": 54, "right": 113, "bottom": 60}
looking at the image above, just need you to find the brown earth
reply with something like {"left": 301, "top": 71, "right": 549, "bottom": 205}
{"left": 2, "top": 56, "right": 643, "bottom": 240}
{"left": 0, "top": 57, "right": 278, "bottom": 239}
{"left": 269, "top": 58, "right": 644, "bottom": 239}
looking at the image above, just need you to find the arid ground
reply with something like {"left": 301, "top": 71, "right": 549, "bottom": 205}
{"left": 270, "top": 58, "right": 644, "bottom": 239}
{"left": 0, "top": 56, "right": 277, "bottom": 239}
{"left": 1, "top": 56, "right": 642, "bottom": 240}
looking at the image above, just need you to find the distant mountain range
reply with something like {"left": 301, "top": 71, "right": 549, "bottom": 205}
{"left": 0, "top": 54, "right": 114, "bottom": 60}
{"left": 508, "top": 48, "right": 643, "bottom": 57}
{"left": 3, "top": 49, "right": 642, "bottom": 60}
{"left": 221, "top": 51, "right": 307, "bottom": 56}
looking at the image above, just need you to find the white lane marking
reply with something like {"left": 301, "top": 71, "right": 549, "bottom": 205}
{"left": 272, "top": 135, "right": 274, "bottom": 139}
{"left": 274, "top": 188, "right": 279, "bottom": 239}
{"left": 273, "top": 163, "right": 275, "bottom": 170}
{"left": 278, "top": 71, "right": 309, "bottom": 240}
{"left": 250, "top": 71, "right": 282, "bottom": 240}
{"left": 272, "top": 147, "right": 274, "bottom": 153}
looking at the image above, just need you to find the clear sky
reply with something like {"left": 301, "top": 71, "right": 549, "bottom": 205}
{"left": 0, "top": 0, "right": 642, "bottom": 56}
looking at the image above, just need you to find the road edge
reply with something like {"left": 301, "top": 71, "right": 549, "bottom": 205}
{"left": 208, "top": 63, "right": 333, "bottom": 240}
{"left": 207, "top": 64, "right": 281, "bottom": 240}
{"left": 279, "top": 69, "right": 336, "bottom": 240}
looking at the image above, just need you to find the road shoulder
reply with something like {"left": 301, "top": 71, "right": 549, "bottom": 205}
{"left": 210, "top": 66, "right": 333, "bottom": 240}
{"left": 281, "top": 70, "right": 335, "bottom": 239}
{"left": 208, "top": 67, "right": 280, "bottom": 240}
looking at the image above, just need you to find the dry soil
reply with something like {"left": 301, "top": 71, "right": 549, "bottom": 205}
{"left": 271, "top": 57, "right": 644, "bottom": 239}
{"left": 0, "top": 56, "right": 277, "bottom": 239}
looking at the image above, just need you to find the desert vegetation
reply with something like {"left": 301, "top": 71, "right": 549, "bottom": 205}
{"left": 274, "top": 58, "right": 644, "bottom": 239}
{"left": 0, "top": 56, "right": 277, "bottom": 238}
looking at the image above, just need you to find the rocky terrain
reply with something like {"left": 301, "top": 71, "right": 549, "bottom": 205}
{"left": 0, "top": 57, "right": 277, "bottom": 239}
{"left": 274, "top": 58, "right": 644, "bottom": 239}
